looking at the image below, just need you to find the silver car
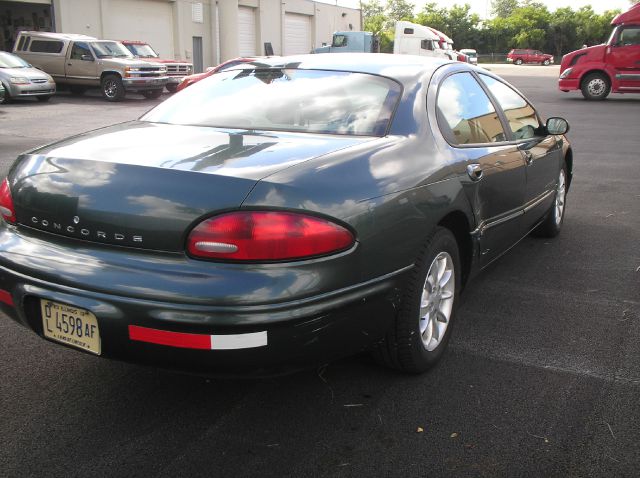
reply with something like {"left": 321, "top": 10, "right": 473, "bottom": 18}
{"left": 0, "top": 51, "right": 56, "bottom": 103}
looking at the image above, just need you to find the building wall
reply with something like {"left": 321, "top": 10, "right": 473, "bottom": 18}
{"left": 44, "top": 0, "right": 361, "bottom": 68}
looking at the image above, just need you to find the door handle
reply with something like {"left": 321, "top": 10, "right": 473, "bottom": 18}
{"left": 466, "top": 163, "right": 483, "bottom": 182}
{"left": 67, "top": 63, "right": 72, "bottom": 66}
{"left": 523, "top": 150, "right": 533, "bottom": 164}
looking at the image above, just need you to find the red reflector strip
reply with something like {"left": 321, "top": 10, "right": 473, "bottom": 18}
{"left": 128, "top": 325, "right": 268, "bottom": 350}
{"left": 0, "top": 289, "right": 14, "bottom": 306}
{"left": 128, "top": 325, "right": 211, "bottom": 350}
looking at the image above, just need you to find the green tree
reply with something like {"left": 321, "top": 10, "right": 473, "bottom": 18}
{"left": 415, "top": 3, "right": 481, "bottom": 49}
{"left": 385, "top": 0, "right": 415, "bottom": 23}
{"left": 491, "top": 0, "right": 520, "bottom": 18}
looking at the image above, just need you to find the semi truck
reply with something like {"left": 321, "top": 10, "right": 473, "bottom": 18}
{"left": 559, "top": 3, "right": 640, "bottom": 100}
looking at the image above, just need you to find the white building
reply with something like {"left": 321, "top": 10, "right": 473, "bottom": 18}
{"left": 0, "top": 0, "right": 362, "bottom": 71}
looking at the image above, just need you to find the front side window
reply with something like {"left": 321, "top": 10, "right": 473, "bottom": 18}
{"left": 436, "top": 72, "right": 506, "bottom": 145}
{"left": 479, "top": 74, "right": 541, "bottom": 140}
{"left": 618, "top": 26, "right": 640, "bottom": 46}
{"left": 332, "top": 35, "right": 348, "bottom": 48}
{"left": 420, "top": 40, "right": 432, "bottom": 51}
{"left": 142, "top": 68, "right": 402, "bottom": 137}
{"left": 70, "top": 42, "right": 93, "bottom": 60}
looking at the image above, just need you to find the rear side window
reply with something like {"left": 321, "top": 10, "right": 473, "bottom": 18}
{"left": 30, "top": 40, "right": 64, "bottom": 54}
{"left": 479, "top": 74, "right": 541, "bottom": 140}
{"left": 436, "top": 72, "right": 506, "bottom": 145}
{"left": 16, "top": 36, "right": 26, "bottom": 51}
{"left": 404, "top": 28, "right": 414, "bottom": 34}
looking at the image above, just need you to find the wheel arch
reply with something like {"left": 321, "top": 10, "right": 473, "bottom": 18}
{"left": 564, "top": 146, "right": 574, "bottom": 190}
{"left": 100, "top": 70, "right": 123, "bottom": 82}
{"left": 437, "top": 210, "right": 473, "bottom": 290}
{"left": 579, "top": 68, "right": 611, "bottom": 88}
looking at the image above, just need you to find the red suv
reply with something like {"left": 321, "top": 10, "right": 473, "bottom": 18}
{"left": 507, "top": 49, "right": 554, "bottom": 65}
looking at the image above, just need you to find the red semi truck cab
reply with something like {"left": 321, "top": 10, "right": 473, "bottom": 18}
{"left": 121, "top": 40, "right": 193, "bottom": 93}
{"left": 559, "top": 3, "right": 640, "bottom": 100}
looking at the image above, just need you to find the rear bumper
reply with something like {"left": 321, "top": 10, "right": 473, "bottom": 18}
{"left": 0, "top": 225, "right": 408, "bottom": 375}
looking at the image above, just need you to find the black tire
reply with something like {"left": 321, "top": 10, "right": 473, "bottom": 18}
{"left": 373, "top": 227, "right": 461, "bottom": 373}
{"left": 69, "top": 85, "right": 87, "bottom": 95}
{"left": 532, "top": 162, "right": 568, "bottom": 238}
{"left": 142, "top": 89, "right": 163, "bottom": 99}
{"left": 581, "top": 72, "right": 610, "bottom": 101}
{"left": 36, "top": 95, "right": 51, "bottom": 102}
{"left": 165, "top": 83, "right": 178, "bottom": 93}
{"left": 0, "top": 84, "right": 10, "bottom": 104}
{"left": 515, "top": 58, "right": 523, "bottom": 65}
{"left": 101, "top": 74, "right": 125, "bottom": 102}
{"left": 543, "top": 59, "right": 550, "bottom": 66}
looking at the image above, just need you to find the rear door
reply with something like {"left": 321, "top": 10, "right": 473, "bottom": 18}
{"left": 608, "top": 25, "right": 640, "bottom": 91}
{"left": 436, "top": 71, "right": 527, "bottom": 267}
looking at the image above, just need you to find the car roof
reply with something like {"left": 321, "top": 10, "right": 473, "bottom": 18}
{"left": 17, "top": 31, "right": 97, "bottom": 41}
{"left": 238, "top": 53, "right": 452, "bottom": 84}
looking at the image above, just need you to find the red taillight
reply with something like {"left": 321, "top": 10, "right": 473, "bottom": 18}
{"left": 0, "top": 179, "right": 16, "bottom": 224}
{"left": 186, "top": 211, "right": 355, "bottom": 261}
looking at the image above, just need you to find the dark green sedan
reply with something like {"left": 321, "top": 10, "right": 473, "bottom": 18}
{"left": 0, "top": 54, "right": 572, "bottom": 375}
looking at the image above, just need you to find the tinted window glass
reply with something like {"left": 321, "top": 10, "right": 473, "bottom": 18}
{"left": 404, "top": 28, "right": 414, "bottom": 34}
{"left": 436, "top": 72, "right": 506, "bottom": 145}
{"left": 420, "top": 40, "right": 432, "bottom": 50}
{"left": 479, "top": 74, "right": 541, "bottom": 140}
{"left": 16, "top": 36, "right": 26, "bottom": 51}
{"left": 142, "top": 69, "right": 402, "bottom": 137}
{"left": 30, "top": 40, "right": 64, "bottom": 53}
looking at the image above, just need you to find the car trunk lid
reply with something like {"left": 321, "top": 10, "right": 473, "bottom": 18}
{"left": 9, "top": 122, "right": 371, "bottom": 252}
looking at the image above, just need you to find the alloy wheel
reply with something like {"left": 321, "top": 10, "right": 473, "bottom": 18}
{"left": 419, "top": 252, "right": 455, "bottom": 352}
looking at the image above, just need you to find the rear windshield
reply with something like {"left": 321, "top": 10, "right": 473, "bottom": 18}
{"left": 141, "top": 68, "right": 402, "bottom": 137}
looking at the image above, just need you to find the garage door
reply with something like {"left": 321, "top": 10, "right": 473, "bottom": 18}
{"left": 284, "top": 13, "right": 311, "bottom": 55}
{"left": 103, "top": 0, "right": 174, "bottom": 58}
{"left": 238, "top": 6, "right": 256, "bottom": 57}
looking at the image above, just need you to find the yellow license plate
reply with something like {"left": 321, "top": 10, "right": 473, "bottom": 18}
{"left": 41, "top": 300, "right": 101, "bottom": 355}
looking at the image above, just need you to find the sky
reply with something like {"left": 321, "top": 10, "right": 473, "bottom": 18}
{"left": 317, "top": 0, "right": 635, "bottom": 18}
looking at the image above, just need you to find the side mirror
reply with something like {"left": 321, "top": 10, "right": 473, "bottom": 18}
{"left": 546, "top": 117, "right": 569, "bottom": 135}
{"left": 81, "top": 54, "right": 94, "bottom": 61}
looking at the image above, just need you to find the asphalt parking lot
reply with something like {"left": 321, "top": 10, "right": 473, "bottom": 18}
{"left": 1, "top": 66, "right": 639, "bottom": 477}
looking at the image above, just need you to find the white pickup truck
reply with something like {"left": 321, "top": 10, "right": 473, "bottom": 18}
{"left": 13, "top": 31, "right": 169, "bottom": 101}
